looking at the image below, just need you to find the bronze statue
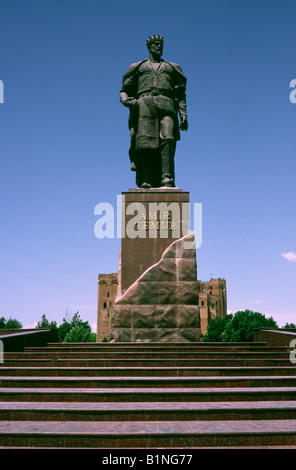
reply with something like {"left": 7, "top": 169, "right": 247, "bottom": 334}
{"left": 120, "top": 35, "right": 188, "bottom": 188}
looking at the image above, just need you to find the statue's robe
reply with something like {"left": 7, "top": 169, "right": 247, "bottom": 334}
{"left": 121, "top": 59, "right": 187, "bottom": 186}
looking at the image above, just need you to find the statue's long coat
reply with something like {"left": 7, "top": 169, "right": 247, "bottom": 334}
{"left": 121, "top": 59, "right": 187, "bottom": 152}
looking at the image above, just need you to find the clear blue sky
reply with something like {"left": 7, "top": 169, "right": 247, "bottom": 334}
{"left": 0, "top": 0, "right": 295, "bottom": 331}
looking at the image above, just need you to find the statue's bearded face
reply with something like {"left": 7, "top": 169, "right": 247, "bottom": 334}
{"left": 149, "top": 40, "right": 163, "bottom": 57}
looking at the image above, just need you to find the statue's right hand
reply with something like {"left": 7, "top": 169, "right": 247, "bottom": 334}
{"left": 123, "top": 98, "right": 138, "bottom": 109}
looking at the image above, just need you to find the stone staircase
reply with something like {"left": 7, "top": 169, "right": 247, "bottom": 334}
{"left": 0, "top": 341, "right": 296, "bottom": 448}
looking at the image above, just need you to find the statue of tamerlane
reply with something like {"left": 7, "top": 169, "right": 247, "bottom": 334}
{"left": 120, "top": 35, "right": 188, "bottom": 189}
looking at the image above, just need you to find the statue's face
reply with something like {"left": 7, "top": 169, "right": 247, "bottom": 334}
{"left": 149, "top": 40, "right": 163, "bottom": 57}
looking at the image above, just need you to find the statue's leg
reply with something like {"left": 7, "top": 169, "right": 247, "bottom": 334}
{"left": 129, "top": 136, "right": 137, "bottom": 171}
{"left": 159, "top": 116, "right": 176, "bottom": 187}
{"left": 160, "top": 139, "right": 176, "bottom": 187}
{"left": 138, "top": 149, "right": 154, "bottom": 188}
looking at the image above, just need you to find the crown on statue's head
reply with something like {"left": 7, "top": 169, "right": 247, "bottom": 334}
{"left": 146, "top": 35, "right": 164, "bottom": 49}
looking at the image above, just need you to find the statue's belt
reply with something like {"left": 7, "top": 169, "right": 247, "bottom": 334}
{"left": 137, "top": 89, "right": 174, "bottom": 99}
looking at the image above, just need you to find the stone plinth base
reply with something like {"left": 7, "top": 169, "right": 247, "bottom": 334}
{"left": 110, "top": 233, "right": 201, "bottom": 343}
{"left": 111, "top": 306, "right": 200, "bottom": 342}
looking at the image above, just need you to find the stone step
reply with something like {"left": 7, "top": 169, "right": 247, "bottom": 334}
{"left": 4, "top": 351, "right": 290, "bottom": 360}
{"left": 1, "top": 358, "right": 292, "bottom": 367}
{"left": 47, "top": 341, "right": 268, "bottom": 348}
{"left": 0, "top": 419, "right": 295, "bottom": 447}
{"left": 0, "top": 387, "right": 295, "bottom": 402}
{"left": 0, "top": 366, "right": 295, "bottom": 377}
{"left": 1, "top": 341, "right": 295, "bottom": 449}
{"left": 0, "top": 401, "right": 295, "bottom": 421}
{"left": 1, "top": 375, "right": 296, "bottom": 389}
{"left": 24, "top": 345, "right": 286, "bottom": 353}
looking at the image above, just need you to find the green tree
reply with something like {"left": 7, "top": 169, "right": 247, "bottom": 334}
{"left": 36, "top": 314, "right": 57, "bottom": 329}
{"left": 4, "top": 317, "right": 23, "bottom": 329}
{"left": 58, "top": 312, "right": 96, "bottom": 343}
{"left": 283, "top": 322, "right": 296, "bottom": 329}
{"left": 203, "top": 314, "right": 233, "bottom": 342}
{"left": 0, "top": 316, "right": 23, "bottom": 329}
{"left": 204, "top": 310, "right": 278, "bottom": 342}
{"left": 90, "top": 332, "right": 97, "bottom": 342}
{"left": 64, "top": 324, "right": 93, "bottom": 342}
{"left": 57, "top": 318, "right": 72, "bottom": 342}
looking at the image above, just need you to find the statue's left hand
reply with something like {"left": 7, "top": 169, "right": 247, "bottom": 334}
{"left": 180, "top": 117, "right": 188, "bottom": 131}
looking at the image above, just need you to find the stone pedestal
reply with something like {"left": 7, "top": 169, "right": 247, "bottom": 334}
{"left": 110, "top": 188, "right": 201, "bottom": 343}
{"left": 111, "top": 233, "right": 201, "bottom": 342}
{"left": 119, "top": 188, "right": 190, "bottom": 294}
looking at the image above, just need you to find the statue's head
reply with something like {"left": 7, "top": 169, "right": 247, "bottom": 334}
{"left": 146, "top": 35, "right": 164, "bottom": 56}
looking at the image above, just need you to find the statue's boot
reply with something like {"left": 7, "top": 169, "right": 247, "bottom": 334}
{"left": 160, "top": 139, "right": 176, "bottom": 187}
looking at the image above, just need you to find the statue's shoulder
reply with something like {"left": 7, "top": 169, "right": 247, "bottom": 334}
{"left": 164, "top": 60, "right": 186, "bottom": 78}
{"left": 123, "top": 59, "right": 148, "bottom": 80}
{"left": 128, "top": 60, "right": 144, "bottom": 71}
